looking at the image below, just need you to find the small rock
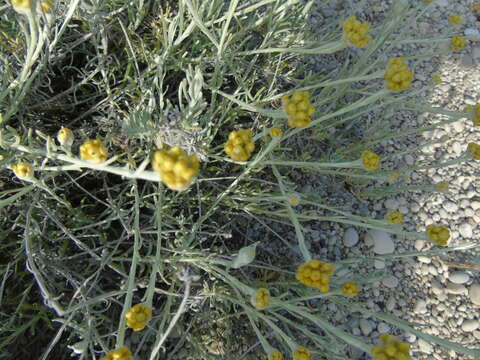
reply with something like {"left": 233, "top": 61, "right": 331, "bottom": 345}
{"left": 418, "top": 339, "right": 433, "bottom": 354}
{"left": 382, "top": 276, "right": 399, "bottom": 289}
{"left": 443, "top": 201, "right": 458, "bottom": 213}
{"left": 366, "top": 230, "right": 395, "bottom": 254}
{"left": 461, "top": 320, "right": 479, "bottom": 332}
{"left": 414, "top": 299, "right": 428, "bottom": 314}
{"left": 458, "top": 223, "right": 473, "bottom": 238}
{"left": 385, "top": 199, "right": 398, "bottom": 209}
{"left": 469, "top": 284, "right": 480, "bottom": 305}
{"left": 374, "top": 260, "right": 385, "bottom": 269}
{"left": 461, "top": 54, "right": 474, "bottom": 67}
{"left": 473, "top": 46, "right": 480, "bottom": 60}
{"left": 405, "top": 155, "right": 414, "bottom": 166}
{"left": 360, "top": 319, "right": 373, "bottom": 336}
{"left": 465, "top": 28, "right": 480, "bottom": 37}
{"left": 386, "top": 297, "right": 396, "bottom": 311}
{"left": 446, "top": 282, "right": 467, "bottom": 295}
{"left": 418, "top": 256, "right": 431, "bottom": 264}
{"left": 448, "top": 271, "right": 470, "bottom": 285}
{"left": 431, "top": 280, "right": 444, "bottom": 296}
{"left": 377, "top": 323, "right": 390, "bottom": 334}
{"left": 343, "top": 228, "right": 359, "bottom": 247}
{"left": 414, "top": 239, "right": 425, "bottom": 251}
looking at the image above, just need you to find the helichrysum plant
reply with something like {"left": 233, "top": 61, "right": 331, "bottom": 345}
{"left": 282, "top": 91, "right": 315, "bottom": 128}
{"left": 251, "top": 288, "right": 271, "bottom": 310}
{"left": 125, "top": 304, "right": 152, "bottom": 331}
{"left": 372, "top": 334, "right": 411, "bottom": 360}
{"left": 293, "top": 346, "right": 311, "bottom": 360}
{"left": 384, "top": 57, "right": 414, "bottom": 91}
{"left": 268, "top": 350, "right": 283, "bottom": 360}
{"left": 152, "top": 146, "right": 200, "bottom": 190}
{"left": 467, "top": 142, "right": 480, "bottom": 160}
{"left": 79, "top": 139, "right": 108, "bottom": 164}
{"left": 341, "top": 281, "right": 359, "bottom": 297}
{"left": 448, "top": 15, "right": 463, "bottom": 25}
{"left": 295, "top": 260, "right": 334, "bottom": 292}
{"left": 57, "top": 127, "right": 74, "bottom": 147}
{"left": 11, "top": 161, "right": 34, "bottom": 180}
{"left": 426, "top": 225, "right": 451, "bottom": 246}
{"left": 362, "top": 150, "right": 381, "bottom": 171}
{"left": 224, "top": 129, "right": 255, "bottom": 161}
{"left": 451, "top": 35, "right": 467, "bottom": 51}
{"left": 385, "top": 210, "right": 404, "bottom": 224}
{"left": 342, "top": 16, "right": 372, "bottom": 48}
{"left": 101, "top": 346, "right": 132, "bottom": 360}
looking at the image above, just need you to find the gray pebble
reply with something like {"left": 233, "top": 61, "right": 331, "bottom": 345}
{"left": 360, "top": 319, "right": 373, "bottom": 336}
{"left": 461, "top": 319, "right": 479, "bottom": 332}
{"left": 469, "top": 284, "right": 480, "bottom": 305}
{"left": 448, "top": 271, "right": 470, "bottom": 285}
{"left": 343, "top": 228, "right": 359, "bottom": 247}
{"left": 458, "top": 223, "right": 473, "bottom": 238}
{"left": 446, "top": 282, "right": 467, "bottom": 295}
{"left": 414, "top": 299, "right": 428, "bottom": 314}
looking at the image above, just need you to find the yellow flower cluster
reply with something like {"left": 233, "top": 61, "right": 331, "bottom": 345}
{"left": 432, "top": 74, "right": 442, "bottom": 84}
{"left": 448, "top": 15, "right": 463, "bottom": 25}
{"left": 468, "top": 143, "right": 480, "bottom": 160}
{"left": 101, "top": 346, "right": 132, "bottom": 360}
{"left": 341, "top": 281, "right": 359, "bottom": 297}
{"left": 343, "top": 16, "right": 372, "bottom": 48}
{"left": 80, "top": 139, "right": 108, "bottom": 164}
{"left": 437, "top": 182, "right": 449, "bottom": 192}
{"left": 268, "top": 127, "right": 283, "bottom": 137}
{"left": 296, "top": 259, "right": 334, "bottom": 292}
{"left": 385, "top": 210, "right": 404, "bottom": 224}
{"left": 224, "top": 129, "right": 255, "bottom": 161}
{"left": 384, "top": 57, "right": 414, "bottom": 91}
{"left": 11, "top": 162, "right": 34, "bottom": 180}
{"left": 40, "top": 0, "right": 53, "bottom": 12}
{"left": 293, "top": 346, "right": 310, "bottom": 360}
{"left": 268, "top": 350, "right": 283, "bottom": 360}
{"left": 451, "top": 36, "right": 467, "bottom": 51}
{"left": 471, "top": 104, "right": 480, "bottom": 126}
{"left": 372, "top": 334, "right": 411, "bottom": 360}
{"left": 57, "top": 127, "right": 73, "bottom": 147}
{"left": 282, "top": 91, "right": 315, "bottom": 128}
{"left": 251, "top": 288, "right": 271, "bottom": 310}
{"left": 426, "top": 225, "right": 450, "bottom": 246}
{"left": 362, "top": 150, "right": 381, "bottom": 171}
{"left": 152, "top": 146, "right": 200, "bottom": 191}
{"left": 125, "top": 304, "right": 152, "bottom": 331}
{"left": 11, "top": 0, "right": 53, "bottom": 13}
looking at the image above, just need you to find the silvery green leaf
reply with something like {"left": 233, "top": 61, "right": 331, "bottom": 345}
{"left": 231, "top": 242, "right": 258, "bottom": 269}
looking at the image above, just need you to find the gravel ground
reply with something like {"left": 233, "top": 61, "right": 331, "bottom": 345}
{"left": 302, "top": 1, "right": 480, "bottom": 359}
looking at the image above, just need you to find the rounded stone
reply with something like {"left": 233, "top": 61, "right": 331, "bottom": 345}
{"left": 469, "top": 284, "right": 480, "bottom": 306}
{"left": 382, "top": 276, "right": 399, "bottom": 289}
{"left": 446, "top": 282, "right": 467, "bottom": 295}
{"left": 359, "top": 319, "right": 373, "bottom": 336}
{"left": 458, "top": 223, "right": 473, "bottom": 238}
{"left": 366, "top": 230, "right": 395, "bottom": 254}
{"left": 448, "top": 271, "right": 470, "bottom": 285}
{"left": 343, "top": 228, "right": 359, "bottom": 247}
{"left": 461, "top": 320, "right": 479, "bottom": 332}
{"left": 414, "top": 299, "right": 427, "bottom": 314}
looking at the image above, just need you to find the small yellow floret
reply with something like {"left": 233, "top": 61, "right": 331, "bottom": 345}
{"left": 11, "top": 0, "right": 31, "bottom": 9}
{"left": 125, "top": 304, "right": 152, "bottom": 331}
{"left": 426, "top": 225, "right": 450, "bottom": 246}
{"left": 251, "top": 288, "right": 271, "bottom": 310}
{"left": 467, "top": 142, "right": 480, "bottom": 160}
{"left": 293, "top": 347, "right": 310, "bottom": 360}
{"left": 385, "top": 210, "right": 404, "bottom": 224}
{"left": 57, "top": 127, "right": 74, "bottom": 146}
{"left": 268, "top": 350, "right": 283, "bottom": 360}
{"left": 268, "top": 127, "right": 283, "bottom": 137}
{"left": 343, "top": 16, "right": 372, "bottom": 48}
{"left": 448, "top": 15, "right": 463, "bottom": 25}
{"left": 432, "top": 75, "right": 442, "bottom": 84}
{"left": 451, "top": 36, "right": 467, "bottom": 51}
{"left": 384, "top": 57, "right": 414, "bottom": 91}
{"left": 437, "top": 182, "right": 449, "bottom": 192}
{"left": 282, "top": 91, "right": 315, "bottom": 128}
{"left": 101, "top": 346, "right": 132, "bottom": 360}
{"left": 341, "top": 281, "right": 359, "bottom": 297}
{"left": 296, "top": 259, "right": 334, "bottom": 292}
{"left": 40, "top": 0, "right": 54, "bottom": 12}
{"left": 224, "top": 129, "right": 255, "bottom": 161}
{"left": 80, "top": 139, "right": 108, "bottom": 164}
{"left": 289, "top": 195, "right": 299, "bottom": 206}
{"left": 362, "top": 150, "right": 381, "bottom": 171}
{"left": 470, "top": 104, "right": 480, "bottom": 126}
{"left": 11, "top": 162, "right": 34, "bottom": 180}
{"left": 372, "top": 334, "right": 411, "bottom": 360}
{"left": 389, "top": 172, "right": 399, "bottom": 181}
{"left": 152, "top": 146, "right": 200, "bottom": 191}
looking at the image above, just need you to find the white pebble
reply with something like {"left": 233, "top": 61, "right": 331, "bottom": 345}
{"left": 366, "top": 230, "right": 395, "bottom": 254}
{"left": 343, "top": 228, "right": 359, "bottom": 247}
{"left": 360, "top": 319, "right": 373, "bottom": 336}
{"left": 414, "top": 299, "right": 428, "bottom": 314}
{"left": 461, "top": 320, "right": 479, "bottom": 332}
{"left": 458, "top": 223, "right": 473, "bottom": 238}
{"left": 469, "top": 284, "right": 480, "bottom": 305}
{"left": 448, "top": 271, "right": 470, "bottom": 285}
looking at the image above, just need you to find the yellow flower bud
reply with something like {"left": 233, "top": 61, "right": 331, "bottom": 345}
{"left": 437, "top": 182, "right": 449, "bottom": 192}
{"left": 152, "top": 146, "right": 200, "bottom": 191}
{"left": 385, "top": 210, "right": 404, "bottom": 224}
{"left": 11, "top": 162, "right": 34, "bottom": 180}
{"left": 268, "top": 350, "right": 283, "bottom": 360}
{"left": 343, "top": 16, "right": 372, "bottom": 48}
{"left": 371, "top": 334, "right": 411, "bottom": 360}
{"left": 451, "top": 36, "right": 467, "bottom": 51}
{"left": 341, "top": 281, "right": 359, "bottom": 297}
{"left": 448, "top": 15, "right": 463, "bottom": 25}
{"left": 470, "top": 104, "right": 480, "bottom": 126}
{"left": 57, "top": 127, "right": 74, "bottom": 147}
{"left": 293, "top": 346, "right": 310, "bottom": 360}
{"left": 268, "top": 127, "right": 283, "bottom": 137}
{"left": 384, "top": 57, "right": 414, "bottom": 91}
{"left": 296, "top": 259, "right": 334, "bottom": 292}
{"left": 289, "top": 195, "right": 299, "bottom": 206}
{"left": 251, "top": 288, "right": 271, "bottom": 310}
{"left": 282, "top": 91, "right": 315, "bottom": 128}
{"left": 432, "top": 74, "right": 442, "bottom": 84}
{"left": 362, "top": 150, "right": 381, "bottom": 171}
{"left": 80, "top": 139, "right": 108, "bottom": 163}
{"left": 224, "top": 129, "right": 255, "bottom": 161}
{"left": 389, "top": 171, "right": 399, "bottom": 181}
{"left": 11, "top": 0, "right": 32, "bottom": 14}
{"left": 101, "top": 346, "right": 132, "bottom": 360}
{"left": 426, "top": 225, "right": 450, "bottom": 246}
{"left": 40, "top": 0, "right": 54, "bottom": 12}
{"left": 467, "top": 142, "right": 480, "bottom": 160}
{"left": 125, "top": 304, "right": 152, "bottom": 331}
